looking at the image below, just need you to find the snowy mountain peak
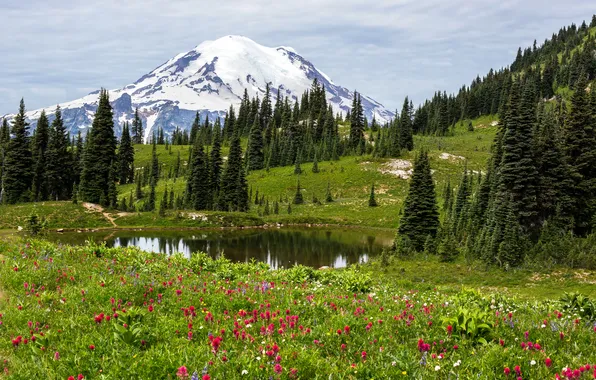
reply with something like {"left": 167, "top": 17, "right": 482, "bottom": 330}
{"left": 12, "top": 36, "right": 394, "bottom": 140}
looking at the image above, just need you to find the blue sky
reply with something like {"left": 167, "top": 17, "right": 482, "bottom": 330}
{"left": 0, "top": 0, "right": 594, "bottom": 115}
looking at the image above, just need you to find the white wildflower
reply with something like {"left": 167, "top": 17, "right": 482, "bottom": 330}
{"left": 435, "top": 365, "right": 441, "bottom": 371}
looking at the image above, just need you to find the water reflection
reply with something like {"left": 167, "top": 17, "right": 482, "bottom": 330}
{"left": 47, "top": 228, "right": 394, "bottom": 269}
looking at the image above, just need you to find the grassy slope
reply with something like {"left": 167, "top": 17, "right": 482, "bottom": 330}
{"left": 0, "top": 202, "right": 110, "bottom": 230}
{"left": 0, "top": 116, "right": 498, "bottom": 230}
{"left": 120, "top": 115, "right": 498, "bottom": 228}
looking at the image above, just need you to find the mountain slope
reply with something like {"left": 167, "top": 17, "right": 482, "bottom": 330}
{"left": 12, "top": 35, "right": 394, "bottom": 140}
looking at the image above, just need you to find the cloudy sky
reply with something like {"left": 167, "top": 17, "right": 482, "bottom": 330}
{"left": 0, "top": 0, "right": 594, "bottom": 115}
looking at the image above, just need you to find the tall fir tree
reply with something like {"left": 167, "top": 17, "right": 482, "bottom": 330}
{"left": 3, "top": 99, "right": 33, "bottom": 204}
{"left": 46, "top": 106, "right": 72, "bottom": 200}
{"left": 31, "top": 110, "right": 50, "bottom": 201}
{"left": 397, "top": 150, "right": 439, "bottom": 251}
{"left": 247, "top": 114, "right": 264, "bottom": 170}
{"left": 132, "top": 107, "right": 143, "bottom": 144}
{"left": 218, "top": 132, "right": 249, "bottom": 212}
{"left": 190, "top": 137, "right": 210, "bottom": 210}
{"left": 79, "top": 90, "right": 117, "bottom": 203}
{"left": 349, "top": 92, "right": 365, "bottom": 150}
{"left": 117, "top": 122, "right": 135, "bottom": 184}
{"left": 368, "top": 183, "right": 378, "bottom": 207}
{"left": 563, "top": 72, "right": 596, "bottom": 234}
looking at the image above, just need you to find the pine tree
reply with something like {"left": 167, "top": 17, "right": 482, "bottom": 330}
{"left": 159, "top": 184, "right": 169, "bottom": 216}
{"left": 118, "top": 122, "right": 135, "bottom": 184}
{"left": 132, "top": 108, "right": 143, "bottom": 144}
{"left": 294, "top": 150, "right": 302, "bottom": 175}
{"left": 247, "top": 114, "right": 264, "bottom": 170}
{"left": 3, "top": 99, "right": 33, "bottom": 203}
{"left": 397, "top": 150, "right": 439, "bottom": 251}
{"left": 31, "top": 110, "right": 49, "bottom": 201}
{"left": 71, "top": 183, "right": 78, "bottom": 204}
{"left": 150, "top": 138, "right": 159, "bottom": 184}
{"left": 397, "top": 97, "right": 414, "bottom": 151}
{"left": 218, "top": 132, "right": 249, "bottom": 212}
{"left": 145, "top": 177, "right": 156, "bottom": 211}
{"left": 325, "top": 182, "right": 333, "bottom": 202}
{"left": 368, "top": 183, "right": 378, "bottom": 207}
{"left": 563, "top": 72, "right": 596, "bottom": 234}
{"left": 79, "top": 90, "right": 117, "bottom": 203}
{"left": 311, "top": 152, "right": 319, "bottom": 173}
{"left": 107, "top": 162, "right": 118, "bottom": 209}
{"left": 209, "top": 120, "right": 223, "bottom": 205}
{"left": 46, "top": 106, "right": 72, "bottom": 200}
{"left": 293, "top": 180, "right": 304, "bottom": 205}
{"left": 190, "top": 137, "right": 209, "bottom": 210}
{"left": 349, "top": 92, "right": 365, "bottom": 149}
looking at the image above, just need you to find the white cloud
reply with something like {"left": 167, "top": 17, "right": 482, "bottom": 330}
{"left": 0, "top": 0, "right": 593, "bottom": 114}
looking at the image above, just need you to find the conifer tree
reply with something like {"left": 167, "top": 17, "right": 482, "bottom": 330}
{"left": 46, "top": 106, "right": 72, "bottom": 200}
{"left": 107, "top": 163, "right": 118, "bottom": 209}
{"left": 563, "top": 72, "right": 596, "bottom": 234}
{"left": 294, "top": 150, "right": 302, "bottom": 175}
{"left": 312, "top": 152, "right": 319, "bottom": 173}
{"left": 209, "top": 120, "right": 223, "bottom": 205}
{"left": 397, "top": 97, "right": 414, "bottom": 151}
{"left": 118, "top": 122, "right": 135, "bottom": 184}
{"left": 72, "top": 131, "right": 83, "bottom": 185}
{"left": 3, "top": 99, "right": 33, "bottom": 203}
{"left": 132, "top": 107, "right": 143, "bottom": 144}
{"left": 145, "top": 177, "right": 156, "bottom": 211}
{"left": 79, "top": 90, "right": 117, "bottom": 203}
{"left": 293, "top": 180, "right": 304, "bottom": 205}
{"left": 190, "top": 137, "right": 209, "bottom": 210}
{"left": 325, "top": 182, "right": 333, "bottom": 203}
{"left": 349, "top": 92, "right": 365, "bottom": 149}
{"left": 150, "top": 137, "right": 159, "bottom": 184}
{"left": 368, "top": 183, "right": 378, "bottom": 207}
{"left": 218, "top": 132, "right": 249, "bottom": 212}
{"left": 397, "top": 151, "right": 439, "bottom": 251}
{"left": 247, "top": 114, "right": 264, "bottom": 170}
{"left": 31, "top": 110, "right": 49, "bottom": 201}
{"left": 71, "top": 183, "right": 78, "bottom": 204}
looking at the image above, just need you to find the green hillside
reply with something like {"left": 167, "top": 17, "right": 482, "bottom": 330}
{"left": 115, "top": 115, "right": 498, "bottom": 228}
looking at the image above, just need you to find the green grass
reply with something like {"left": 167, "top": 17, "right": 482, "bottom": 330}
{"left": 0, "top": 239, "right": 594, "bottom": 379}
{"left": 121, "top": 115, "right": 498, "bottom": 228}
{"left": 370, "top": 255, "right": 596, "bottom": 301}
{"left": 0, "top": 116, "right": 498, "bottom": 230}
{"left": 0, "top": 202, "right": 111, "bottom": 230}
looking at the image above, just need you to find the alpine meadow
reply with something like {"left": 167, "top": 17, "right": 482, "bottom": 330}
{"left": 0, "top": 7, "right": 596, "bottom": 380}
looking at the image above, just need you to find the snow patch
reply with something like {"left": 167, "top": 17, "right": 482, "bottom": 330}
{"left": 379, "top": 159, "right": 413, "bottom": 179}
{"left": 439, "top": 153, "right": 465, "bottom": 161}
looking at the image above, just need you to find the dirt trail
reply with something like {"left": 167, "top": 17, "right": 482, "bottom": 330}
{"left": 82, "top": 202, "right": 117, "bottom": 227}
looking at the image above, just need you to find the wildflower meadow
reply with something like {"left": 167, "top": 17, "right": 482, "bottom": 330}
{"left": 0, "top": 240, "right": 595, "bottom": 379}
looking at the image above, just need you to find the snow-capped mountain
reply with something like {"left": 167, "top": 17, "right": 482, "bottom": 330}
{"left": 9, "top": 35, "right": 394, "bottom": 141}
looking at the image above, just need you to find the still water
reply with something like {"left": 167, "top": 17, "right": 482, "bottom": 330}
{"left": 46, "top": 227, "right": 394, "bottom": 269}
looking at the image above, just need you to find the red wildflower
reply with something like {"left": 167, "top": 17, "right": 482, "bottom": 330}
{"left": 447, "top": 325, "right": 453, "bottom": 335}
{"left": 545, "top": 357, "right": 552, "bottom": 368}
{"left": 337, "top": 329, "right": 342, "bottom": 335}
{"left": 274, "top": 364, "right": 283, "bottom": 374}
{"left": 176, "top": 366, "right": 189, "bottom": 378}
{"left": 148, "top": 305, "right": 154, "bottom": 312}
{"left": 504, "top": 367, "right": 511, "bottom": 375}
{"left": 361, "top": 351, "right": 367, "bottom": 360}
{"left": 344, "top": 325, "right": 350, "bottom": 334}
{"left": 77, "top": 375, "right": 84, "bottom": 380}
{"left": 202, "top": 375, "right": 210, "bottom": 380}
{"left": 514, "top": 365, "right": 521, "bottom": 375}
{"left": 89, "top": 345, "right": 95, "bottom": 350}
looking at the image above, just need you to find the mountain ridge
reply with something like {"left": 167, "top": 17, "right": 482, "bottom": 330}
{"left": 5, "top": 35, "right": 394, "bottom": 141}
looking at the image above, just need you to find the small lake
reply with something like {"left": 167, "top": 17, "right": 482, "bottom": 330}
{"left": 46, "top": 227, "right": 395, "bottom": 269}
